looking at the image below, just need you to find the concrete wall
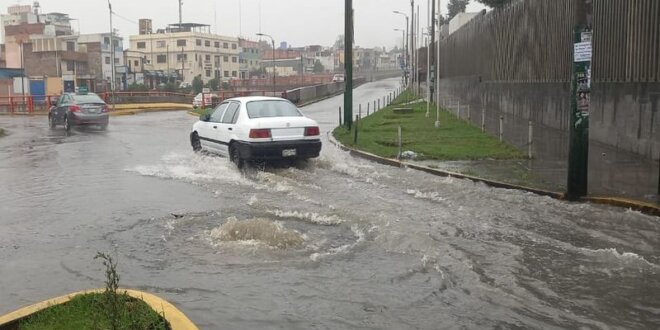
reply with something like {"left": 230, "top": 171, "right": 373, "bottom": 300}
{"left": 439, "top": 77, "right": 660, "bottom": 160}
{"left": 438, "top": 77, "right": 571, "bottom": 131}
{"left": 591, "top": 83, "right": 660, "bottom": 159}
{"left": 285, "top": 77, "right": 367, "bottom": 105}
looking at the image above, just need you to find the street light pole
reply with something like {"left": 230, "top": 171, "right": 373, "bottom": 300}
{"left": 108, "top": 0, "right": 116, "bottom": 111}
{"left": 256, "top": 33, "right": 275, "bottom": 95}
{"left": 393, "top": 11, "right": 409, "bottom": 87}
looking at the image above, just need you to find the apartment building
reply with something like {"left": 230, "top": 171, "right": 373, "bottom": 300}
{"left": 77, "top": 33, "right": 125, "bottom": 91}
{"left": 129, "top": 22, "right": 240, "bottom": 84}
{"left": 238, "top": 38, "right": 261, "bottom": 79}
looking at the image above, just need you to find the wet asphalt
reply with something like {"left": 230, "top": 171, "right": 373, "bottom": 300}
{"left": 1, "top": 79, "right": 659, "bottom": 329}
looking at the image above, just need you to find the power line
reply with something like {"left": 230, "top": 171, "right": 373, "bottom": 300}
{"left": 112, "top": 11, "right": 138, "bottom": 25}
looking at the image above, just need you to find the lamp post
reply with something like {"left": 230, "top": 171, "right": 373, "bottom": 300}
{"left": 108, "top": 0, "right": 116, "bottom": 111}
{"left": 393, "top": 11, "right": 409, "bottom": 87}
{"left": 393, "top": 28, "right": 405, "bottom": 72}
{"left": 256, "top": 32, "right": 275, "bottom": 95}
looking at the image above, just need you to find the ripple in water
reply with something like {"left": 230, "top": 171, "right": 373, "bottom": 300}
{"left": 207, "top": 217, "right": 305, "bottom": 249}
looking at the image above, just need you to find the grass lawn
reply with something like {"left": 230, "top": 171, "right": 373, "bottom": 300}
{"left": 333, "top": 91, "right": 523, "bottom": 161}
{"left": 18, "top": 292, "right": 169, "bottom": 330}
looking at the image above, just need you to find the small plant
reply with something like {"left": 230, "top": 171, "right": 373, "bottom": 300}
{"left": 95, "top": 252, "right": 121, "bottom": 330}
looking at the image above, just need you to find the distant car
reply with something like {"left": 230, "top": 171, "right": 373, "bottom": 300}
{"left": 192, "top": 92, "right": 218, "bottom": 109}
{"left": 332, "top": 74, "right": 345, "bottom": 82}
{"left": 190, "top": 96, "right": 322, "bottom": 168}
{"left": 179, "top": 82, "right": 191, "bottom": 89}
{"left": 48, "top": 92, "right": 109, "bottom": 131}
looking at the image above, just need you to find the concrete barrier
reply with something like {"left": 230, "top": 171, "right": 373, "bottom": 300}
{"left": 285, "top": 78, "right": 367, "bottom": 105}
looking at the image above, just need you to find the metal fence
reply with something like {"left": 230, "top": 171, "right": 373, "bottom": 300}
{"left": 439, "top": 0, "right": 660, "bottom": 83}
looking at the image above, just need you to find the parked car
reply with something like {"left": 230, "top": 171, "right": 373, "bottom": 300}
{"left": 48, "top": 91, "right": 109, "bottom": 131}
{"left": 190, "top": 97, "right": 322, "bottom": 168}
{"left": 192, "top": 92, "right": 218, "bottom": 108}
{"left": 332, "top": 74, "right": 345, "bottom": 82}
{"left": 179, "top": 82, "right": 191, "bottom": 89}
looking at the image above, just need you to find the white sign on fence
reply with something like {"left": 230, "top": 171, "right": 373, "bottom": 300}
{"left": 574, "top": 42, "right": 592, "bottom": 62}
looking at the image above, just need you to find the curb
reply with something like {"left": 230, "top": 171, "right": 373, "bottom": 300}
{"left": 327, "top": 132, "right": 660, "bottom": 216}
{"left": 0, "top": 289, "right": 198, "bottom": 330}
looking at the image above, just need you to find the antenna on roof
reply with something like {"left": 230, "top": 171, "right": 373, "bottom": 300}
{"left": 178, "top": 0, "right": 183, "bottom": 27}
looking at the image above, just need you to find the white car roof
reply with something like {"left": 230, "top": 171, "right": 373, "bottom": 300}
{"left": 224, "top": 96, "right": 292, "bottom": 104}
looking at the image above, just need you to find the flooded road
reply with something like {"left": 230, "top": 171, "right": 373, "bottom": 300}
{"left": 1, "top": 79, "right": 659, "bottom": 329}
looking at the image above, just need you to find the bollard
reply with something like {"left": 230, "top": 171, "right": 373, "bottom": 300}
{"left": 367, "top": 102, "right": 370, "bottom": 116}
{"left": 354, "top": 114, "right": 359, "bottom": 144}
{"left": 481, "top": 108, "right": 486, "bottom": 132}
{"left": 339, "top": 106, "right": 342, "bottom": 126}
{"left": 528, "top": 120, "right": 533, "bottom": 159}
{"left": 397, "top": 125, "right": 403, "bottom": 160}
{"left": 467, "top": 105, "right": 471, "bottom": 121}
{"left": 373, "top": 100, "right": 376, "bottom": 112}
{"left": 359, "top": 104, "right": 362, "bottom": 119}
{"left": 499, "top": 115, "right": 504, "bottom": 142}
{"left": 457, "top": 100, "right": 461, "bottom": 119}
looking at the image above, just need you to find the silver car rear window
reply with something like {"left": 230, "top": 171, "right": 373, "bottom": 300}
{"left": 246, "top": 100, "right": 302, "bottom": 118}
{"left": 72, "top": 94, "right": 105, "bottom": 104}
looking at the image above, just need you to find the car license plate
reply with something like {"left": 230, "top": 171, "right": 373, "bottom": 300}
{"left": 282, "top": 149, "right": 297, "bottom": 157}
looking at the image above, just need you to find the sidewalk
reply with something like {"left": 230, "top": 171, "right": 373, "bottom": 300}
{"left": 415, "top": 87, "right": 659, "bottom": 205}
{"left": 0, "top": 103, "right": 192, "bottom": 116}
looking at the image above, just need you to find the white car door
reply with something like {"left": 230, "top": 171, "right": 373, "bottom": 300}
{"left": 215, "top": 101, "right": 241, "bottom": 156}
{"left": 198, "top": 103, "right": 228, "bottom": 153}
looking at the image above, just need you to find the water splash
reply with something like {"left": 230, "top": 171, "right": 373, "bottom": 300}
{"left": 207, "top": 217, "right": 305, "bottom": 249}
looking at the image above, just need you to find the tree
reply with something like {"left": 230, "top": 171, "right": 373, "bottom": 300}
{"left": 333, "top": 35, "right": 345, "bottom": 51}
{"left": 474, "top": 0, "right": 511, "bottom": 8}
{"left": 205, "top": 78, "right": 219, "bottom": 91}
{"left": 447, "top": 0, "right": 469, "bottom": 21}
{"left": 127, "top": 83, "right": 149, "bottom": 92}
{"left": 313, "top": 60, "right": 325, "bottom": 73}
{"left": 192, "top": 75, "right": 203, "bottom": 94}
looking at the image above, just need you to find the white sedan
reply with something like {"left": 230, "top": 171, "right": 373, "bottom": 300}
{"left": 190, "top": 97, "right": 322, "bottom": 167}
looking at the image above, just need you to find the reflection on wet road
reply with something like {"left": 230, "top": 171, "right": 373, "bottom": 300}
{"left": 1, "top": 79, "right": 659, "bottom": 329}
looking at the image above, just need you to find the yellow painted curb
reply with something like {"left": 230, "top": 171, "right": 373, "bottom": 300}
{"left": 583, "top": 196, "right": 660, "bottom": 216}
{"left": 0, "top": 289, "right": 198, "bottom": 330}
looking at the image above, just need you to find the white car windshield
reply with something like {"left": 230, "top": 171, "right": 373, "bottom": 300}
{"left": 246, "top": 100, "right": 302, "bottom": 118}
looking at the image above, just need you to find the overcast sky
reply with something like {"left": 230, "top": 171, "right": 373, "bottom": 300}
{"left": 2, "top": 0, "right": 487, "bottom": 49}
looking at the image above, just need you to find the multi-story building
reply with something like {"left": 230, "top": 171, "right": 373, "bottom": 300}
{"left": 129, "top": 23, "right": 240, "bottom": 84}
{"left": 238, "top": 38, "right": 261, "bottom": 79}
{"left": 77, "top": 33, "right": 125, "bottom": 92}
{"left": 124, "top": 50, "right": 153, "bottom": 86}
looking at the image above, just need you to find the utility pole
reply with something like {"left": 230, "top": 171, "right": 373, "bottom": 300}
{"left": 410, "top": 0, "right": 415, "bottom": 87}
{"left": 344, "top": 0, "right": 353, "bottom": 129}
{"left": 429, "top": 0, "right": 435, "bottom": 103}
{"left": 108, "top": 0, "right": 116, "bottom": 111}
{"left": 566, "top": 0, "right": 593, "bottom": 201}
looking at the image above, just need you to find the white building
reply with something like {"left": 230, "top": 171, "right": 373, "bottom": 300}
{"left": 129, "top": 23, "right": 240, "bottom": 84}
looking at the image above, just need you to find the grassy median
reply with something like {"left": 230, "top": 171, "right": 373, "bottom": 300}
{"left": 333, "top": 92, "right": 523, "bottom": 161}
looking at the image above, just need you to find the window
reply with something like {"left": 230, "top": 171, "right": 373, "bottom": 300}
{"left": 231, "top": 71, "right": 237, "bottom": 77}
{"left": 221, "top": 103, "right": 240, "bottom": 124}
{"left": 177, "top": 54, "right": 188, "bottom": 62}
{"left": 66, "top": 41, "right": 75, "bottom": 51}
{"left": 214, "top": 55, "right": 221, "bottom": 66}
{"left": 157, "top": 40, "right": 166, "bottom": 48}
{"left": 196, "top": 39, "right": 202, "bottom": 46}
{"left": 205, "top": 55, "right": 211, "bottom": 61}
{"left": 246, "top": 100, "right": 302, "bottom": 118}
{"left": 223, "top": 56, "right": 229, "bottom": 62}
{"left": 137, "top": 42, "right": 146, "bottom": 49}
{"left": 134, "top": 60, "right": 139, "bottom": 67}
{"left": 206, "top": 69, "right": 211, "bottom": 77}
{"left": 104, "top": 37, "right": 110, "bottom": 44}
{"left": 105, "top": 57, "right": 111, "bottom": 64}
{"left": 66, "top": 61, "right": 75, "bottom": 72}
{"left": 232, "top": 43, "right": 237, "bottom": 50}
{"left": 224, "top": 70, "right": 229, "bottom": 77}
{"left": 156, "top": 54, "right": 167, "bottom": 63}
{"left": 232, "top": 57, "right": 237, "bottom": 63}
{"left": 210, "top": 103, "right": 228, "bottom": 122}
{"left": 114, "top": 58, "right": 119, "bottom": 64}
{"left": 214, "top": 41, "right": 220, "bottom": 48}
{"left": 223, "top": 42, "right": 228, "bottom": 49}
{"left": 177, "top": 39, "right": 186, "bottom": 47}
{"left": 204, "top": 40, "right": 210, "bottom": 47}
